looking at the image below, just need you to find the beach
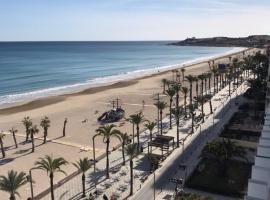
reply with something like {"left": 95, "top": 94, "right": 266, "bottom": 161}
{"left": 0, "top": 47, "right": 256, "bottom": 199}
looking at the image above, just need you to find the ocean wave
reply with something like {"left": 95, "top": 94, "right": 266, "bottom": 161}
{"left": 0, "top": 47, "right": 246, "bottom": 109}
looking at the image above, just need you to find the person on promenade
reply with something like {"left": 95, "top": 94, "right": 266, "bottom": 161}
{"left": 103, "top": 194, "right": 108, "bottom": 200}
{"left": 89, "top": 193, "right": 94, "bottom": 200}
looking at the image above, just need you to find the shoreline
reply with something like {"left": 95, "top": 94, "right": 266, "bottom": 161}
{"left": 0, "top": 47, "right": 250, "bottom": 113}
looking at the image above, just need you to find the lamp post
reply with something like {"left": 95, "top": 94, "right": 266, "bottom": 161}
{"left": 153, "top": 172, "right": 156, "bottom": 200}
{"left": 28, "top": 167, "right": 39, "bottom": 199}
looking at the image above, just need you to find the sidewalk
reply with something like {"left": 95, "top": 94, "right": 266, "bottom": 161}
{"left": 132, "top": 82, "right": 248, "bottom": 200}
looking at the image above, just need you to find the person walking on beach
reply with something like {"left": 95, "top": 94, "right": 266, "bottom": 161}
{"left": 63, "top": 118, "right": 68, "bottom": 137}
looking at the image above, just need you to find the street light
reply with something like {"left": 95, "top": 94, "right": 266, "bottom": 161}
{"left": 178, "top": 164, "right": 187, "bottom": 184}
{"left": 153, "top": 172, "right": 156, "bottom": 200}
{"left": 28, "top": 167, "right": 39, "bottom": 199}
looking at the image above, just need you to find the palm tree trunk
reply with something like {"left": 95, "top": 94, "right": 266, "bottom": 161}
{"left": 229, "top": 81, "right": 231, "bottom": 96}
{"left": 122, "top": 144, "right": 125, "bottom": 165}
{"left": 82, "top": 173, "right": 86, "bottom": 197}
{"left": 0, "top": 140, "right": 5, "bottom": 158}
{"left": 130, "top": 159, "right": 134, "bottom": 196}
{"left": 10, "top": 194, "right": 15, "bottom": 200}
{"left": 216, "top": 76, "right": 218, "bottom": 91}
{"left": 176, "top": 93, "right": 179, "bottom": 107}
{"left": 50, "top": 173, "right": 54, "bottom": 200}
{"left": 184, "top": 95, "right": 187, "bottom": 118}
{"left": 189, "top": 83, "right": 193, "bottom": 105}
{"left": 132, "top": 123, "right": 135, "bottom": 143}
{"left": 31, "top": 132, "right": 35, "bottom": 153}
{"left": 196, "top": 82, "right": 198, "bottom": 97}
{"left": 12, "top": 133, "right": 18, "bottom": 148}
{"left": 201, "top": 103, "right": 204, "bottom": 123}
{"left": 160, "top": 110, "right": 163, "bottom": 135}
{"left": 106, "top": 141, "right": 110, "bottom": 178}
{"left": 25, "top": 128, "right": 29, "bottom": 142}
{"left": 213, "top": 75, "right": 216, "bottom": 94}
{"left": 136, "top": 125, "right": 140, "bottom": 152}
{"left": 176, "top": 117, "right": 179, "bottom": 148}
{"left": 205, "top": 79, "right": 207, "bottom": 94}
{"left": 209, "top": 100, "right": 213, "bottom": 114}
{"left": 191, "top": 114, "right": 194, "bottom": 134}
{"left": 201, "top": 81, "right": 204, "bottom": 95}
{"left": 63, "top": 121, "right": 67, "bottom": 137}
{"left": 169, "top": 99, "right": 172, "bottom": 129}
{"left": 43, "top": 128, "right": 47, "bottom": 144}
{"left": 208, "top": 78, "right": 211, "bottom": 93}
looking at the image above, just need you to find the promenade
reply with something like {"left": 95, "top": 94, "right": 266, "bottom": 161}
{"left": 38, "top": 80, "right": 248, "bottom": 200}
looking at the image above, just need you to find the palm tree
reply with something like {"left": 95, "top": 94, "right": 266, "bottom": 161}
{"left": 154, "top": 101, "right": 167, "bottom": 135}
{"left": 63, "top": 118, "right": 68, "bottom": 137}
{"left": 0, "top": 132, "right": 6, "bottom": 158}
{"left": 128, "top": 112, "right": 145, "bottom": 152}
{"left": 166, "top": 88, "right": 176, "bottom": 129}
{"left": 226, "top": 73, "right": 233, "bottom": 96}
{"left": 93, "top": 125, "right": 121, "bottom": 178}
{"left": 40, "top": 116, "right": 50, "bottom": 144}
{"left": 194, "top": 76, "right": 199, "bottom": 97}
{"left": 206, "top": 72, "right": 212, "bottom": 93}
{"left": 198, "top": 74, "right": 205, "bottom": 95}
{"left": 211, "top": 68, "right": 218, "bottom": 94}
{"left": 125, "top": 143, "right": 137, "bottom": 196}
{"left": 194, "top": 95, "right": 207, "bottom": 123}
{"left": 73, "top": 158, "right": 92, "bottom": 198}
{"left": 35, "top": 155, "right": 68, "bottom": 200}
{"left": 208, "top": 61, "right": 211, "bottom": 69}
{"left": 116, "top": 132, "right": 130, "bottom": 165}
{"left": 22, "top": 116, "right": 32, "bottom": 142}
{"left": 29, "top": 125, "right": 39, "bottom": 153}
{"left": 144, "top": 121, "right": 156, "bottom": 142}
{"left": 204, "top": 73, "right": 208, "bottom": 93}
{"left": 181, "top": 68, "right": 186, "bottom": 81}
{"left": 0, "top": 170, "right": 28, "bottom": 200}
{"left": 172, "top": 106, "right": 185, "bottom": 148}
{"left": 188, "top": 104, "right": 197, "bottom": 134}
{"left": 9, "top": 128, "right": 18, "bottom": 148}
{"left": 161, "top": 78, "right": 167, "bottom": 93}
{"left": 185, "top": 75, "right": 196, "bottom": 105}
{"left": 181, "top": 87, "right": 189, "bottom": 118}
{"left": 172, "top": 83, "right": 182, "bottom": 108}
{"left": 126, "top": 114, "right": 136, "bottom": 143}
{"left": 204, "top": 94, "right": 213, "bottom": 114}
{"left": 200, "top": 139, "right": 247, "bottom": 176}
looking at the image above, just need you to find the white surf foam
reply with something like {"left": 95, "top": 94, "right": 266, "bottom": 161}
{"left": 0, "top": 47, "right": 246, "bottom": 109}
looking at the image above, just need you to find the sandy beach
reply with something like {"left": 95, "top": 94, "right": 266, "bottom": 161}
{"left": 0, "top": 47, "right": 257, "bottom": 199}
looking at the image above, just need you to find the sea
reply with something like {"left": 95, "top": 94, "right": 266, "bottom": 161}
{"left": 0, "top": 41, "right": 243, "bottom": 108}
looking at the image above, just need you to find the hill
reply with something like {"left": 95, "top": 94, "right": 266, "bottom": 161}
{"left": 170, "top": 35, "right": 270, "bottom": 47}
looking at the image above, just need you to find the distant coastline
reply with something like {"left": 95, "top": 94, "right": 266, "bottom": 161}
{"left": 169, "top": 35, "right": 270, "bottom": 47}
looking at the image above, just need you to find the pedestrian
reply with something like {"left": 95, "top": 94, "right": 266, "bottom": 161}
{"left": 142, "top": 100, "right": 145, "bottom": 109}
{"left": 103, "top": 194, "right": 109, "bottom": 200}
{"left": 89, "top": 193, "right": 94, "bottom": 200}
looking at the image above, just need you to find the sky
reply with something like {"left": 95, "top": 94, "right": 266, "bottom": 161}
{"left": 0, "top": 0, "right": 270, "bottom": 41}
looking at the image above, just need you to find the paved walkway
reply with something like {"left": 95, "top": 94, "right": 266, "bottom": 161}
{"left": 132, "top": 82, "right": 248, "bottom": 200}
{"left": 38, "top": 80, "right": 248, "bottom": 200}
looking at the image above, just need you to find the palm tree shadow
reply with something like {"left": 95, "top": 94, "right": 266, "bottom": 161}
{"left": 134, "top": 155, "right": 150, "bottom": 172}
{"left": 86, "top": 169, "right": 106, "bottom": 187}
{"left": 0, "top": 157, "right": 15, "bottom": 166}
